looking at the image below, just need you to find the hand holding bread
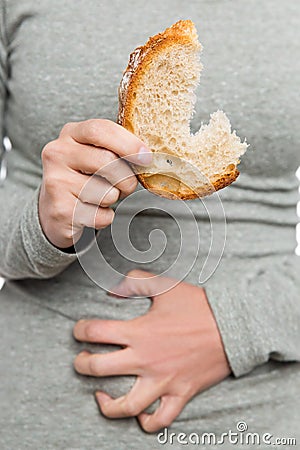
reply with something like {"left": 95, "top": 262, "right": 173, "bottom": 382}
{"left": 39, "top": 120, "right": 152, "bottom": 249}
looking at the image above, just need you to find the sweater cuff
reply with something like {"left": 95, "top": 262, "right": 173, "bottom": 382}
{"left": 20, "top": 187, "right": 78, "bottom": 278}
{"left": 205, "top": 283, "right": 269, "bottom": 377}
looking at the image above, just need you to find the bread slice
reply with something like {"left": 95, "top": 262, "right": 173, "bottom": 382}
{"left": 118, "top": 20, "right": 247, "bottom": 199}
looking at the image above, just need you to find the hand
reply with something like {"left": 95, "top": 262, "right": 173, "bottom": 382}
{"left": 73, "top": 270, "right": 231, "bottom": 433}
{"left": 39, "top": 120, "right": 152, "bottom": 248}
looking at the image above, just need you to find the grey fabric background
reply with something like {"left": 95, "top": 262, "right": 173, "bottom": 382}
{"left": 0, "top": 0, "right": 299, "bottom": 448}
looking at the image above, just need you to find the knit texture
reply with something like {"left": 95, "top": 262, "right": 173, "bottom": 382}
{"left": 0, "top": 1, "right": 299, "bottom": 448}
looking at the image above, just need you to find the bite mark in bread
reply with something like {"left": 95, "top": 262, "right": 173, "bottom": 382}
{"left": 118, "top": 20, "right": 247, "bottom": 199}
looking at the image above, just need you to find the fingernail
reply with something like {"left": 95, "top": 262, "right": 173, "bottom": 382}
{"left": 136, "top": 146, "right": 153, "bottom": 166}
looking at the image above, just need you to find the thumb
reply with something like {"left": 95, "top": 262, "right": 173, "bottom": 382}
{"left": 107, "top": 270, "right": 176, "bottom": 298}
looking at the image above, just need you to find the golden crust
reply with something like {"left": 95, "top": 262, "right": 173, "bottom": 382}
{"left": 118, "top": 20, "right": 240, "bottom": 199}
{"left": 118, "top": 20, "right": 199, "bottom": 127}
{"left": 136, "top": 168, "right": 240, "bottom": 200}
{"left": 210, "top": 168, "right": 240, "bottom": 193}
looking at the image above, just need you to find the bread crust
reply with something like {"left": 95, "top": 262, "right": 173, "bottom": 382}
{"left": 118, "top": 20, "right": 198, "bottom": 127}
{"left": 136, "top": 168, "right": 240, "bottom": 200}
{"left": 118, "top": 20, "right": 240, "bottom": 199}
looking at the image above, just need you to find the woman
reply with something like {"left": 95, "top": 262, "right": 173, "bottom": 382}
{"left": 0, "top": 0, "right": 299, "bottom": 448}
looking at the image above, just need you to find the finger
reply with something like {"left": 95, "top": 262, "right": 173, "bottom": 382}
{"left": 60, "top": 119, "right": 152, "bottom": 165}
{"left": 54, "top": 142, "right": 137, "bottom": 197}
{"left": 138, "top": 395, "right": 186, "bottom": 433}
{"left": 73, "top": 319, "right": 129, "bottom": 345}
{"left": 75, "top": 174, "right": 120, "bottom": 207}
{"left": 72, "top": 201, "right": 115, "bottom": 230}
{"left": 74, "top": 148, "right": 137, "bottom": 196}
{"left": 74, "top": 349, "right": 139, "bottom": 376}
{"left": 95, "top": 378, "right": 163, "bottom": 418}
{"left": 108, "top": 269, "right": 176, "bottom": 298}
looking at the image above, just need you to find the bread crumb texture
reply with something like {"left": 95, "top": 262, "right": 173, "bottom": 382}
{"left": 118, "top": 20, "right": 248, "bottom": 199}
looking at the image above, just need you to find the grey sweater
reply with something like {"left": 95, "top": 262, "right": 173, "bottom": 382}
{"left": 0, "top": 1, "right": 299, "bottom": 449}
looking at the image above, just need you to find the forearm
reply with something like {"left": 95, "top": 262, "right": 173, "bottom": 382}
{"left": 0, "top": 4, "right": 76, "bottom": 280}
{"left": 0, "top": 175, "right": 78, "bottom": 280}
{"left": 205, "top": 253, "right": 300, "bottom": 377}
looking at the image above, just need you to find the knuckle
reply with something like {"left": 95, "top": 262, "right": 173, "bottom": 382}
{"left": 88, "top": 355, "right": 100, "bottom": 376}
{"left": 119, "top": 176, "right": 138, "bottom": 195}
{"left": 43, "top": 172, "right": 67, "bottom": 195}
{"left": 85, "top": 119, "right": 107, "bottom": 143}
{"left": 98, "top": 150, "right": 117, "bottom": 171}
{"left": 62, "top": 228, "right": 75, "bottom": 243}
{"left": 42, "top": 140, "right": 60, "bottom": 163}
{"left": 85, "top": 322, "right": 99, "bottom": 341}
{"left": 99, "top": 118, "right": 114, "bottom": 133}
{"left": 43, "top": 174, "right": 58, "bottom": 194}
{"left": 52, "top": 208, "right": 65, "bottom": 223}
{"left": 128, "top": 176, "right": 138, "bottom": 191}
{"left": 122, "top": 399, "right": 141, "bottom": 417}
{"left": 159, "top": 417, "right": 173, "bottom": 429}
{"left": 61, "top": 121, "right": 75, "bottom": 136}
{"left": 89, "top": 119, "right": 118, "bottom": 146}
{"left": 42, "top": 139, "right": 74, "bottom": 166}
{"left": 95, "top": 208, "right": 114, "bottom": 228}
{"left": 177, "top": 382, "right": 194, "bottom": 400}
{"left": 50, "top": 200, "right": 73, "bottom": 222}
{"left": 102, "top": 188, "right": 119, "bottom": 206}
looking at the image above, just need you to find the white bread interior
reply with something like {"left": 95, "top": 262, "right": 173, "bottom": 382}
{"left": 118, "top": 20, "right": 248, "bottom": 199}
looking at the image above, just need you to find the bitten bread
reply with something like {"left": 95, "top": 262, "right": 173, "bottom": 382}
{"left": 118, "top": 20, "right": 247, "bottom": 199}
